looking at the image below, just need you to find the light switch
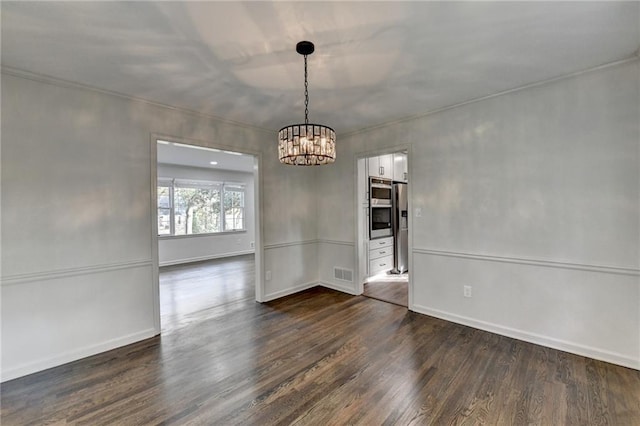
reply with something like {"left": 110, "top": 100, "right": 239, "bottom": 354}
{"left": 415, "top": 207, "right": 422, "bottom": 217}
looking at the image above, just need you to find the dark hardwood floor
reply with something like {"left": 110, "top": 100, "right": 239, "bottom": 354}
{"left": 363, "top": 278, "right": 408, "bottom": 307}
{"left": 2, "top": 256, "right": 639, "bottom": 425}
{"left": 159, "top": 255, "right": 256, "bottom": 333}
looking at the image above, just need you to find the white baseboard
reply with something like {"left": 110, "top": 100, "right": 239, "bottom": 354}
{"left": 319, "top": 281, "right": 359, "bottom": 295}
{"left": 159, "top": 250, "right": 254, "bottom": 267}
{"left": 1, "top": 328, "right": 158, "bottom": 383}
{"left": 412, "top": 304, "right": 639, "bottom": 370}
{"left": 262, "top": 279, "right": 359, "bottom": 302}
{"left": 263, "top": 281, "right": 318, "bottom": 302}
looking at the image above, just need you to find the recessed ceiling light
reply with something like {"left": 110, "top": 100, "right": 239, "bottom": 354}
{"left": 210, "top": 161, "right": 218, "bottom": 165}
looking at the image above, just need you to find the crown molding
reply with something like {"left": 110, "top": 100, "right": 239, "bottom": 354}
{"left": 1, "top": 66, "right": 275, "bottom": 135}
{"left": 341, "top": 55, "right": 640, "bottom": 138}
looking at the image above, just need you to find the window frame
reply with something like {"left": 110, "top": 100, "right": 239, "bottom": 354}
{"left": 157, "top": 179, "right": 175, "bottom": 236}
{"left": 222, "top": 183, "right": 245, "bottom": 231}
{"left": 157, "top": 177, "right": 247, "bottom": 238}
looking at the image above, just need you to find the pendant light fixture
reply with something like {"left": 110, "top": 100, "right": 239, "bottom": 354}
{"left": 278, "top": 41, "right": 336, "bottom": 166}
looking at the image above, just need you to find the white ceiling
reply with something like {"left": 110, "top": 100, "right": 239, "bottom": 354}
{"left": 157, "top": 140, "right": 255, "bottom": 173}
{"left": 2, "top": 2, "right": 638, "bottom": 133}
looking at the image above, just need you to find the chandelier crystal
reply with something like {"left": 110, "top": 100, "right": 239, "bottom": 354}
{"left": 278, "top": 41, "right": 336, "bottom": 166}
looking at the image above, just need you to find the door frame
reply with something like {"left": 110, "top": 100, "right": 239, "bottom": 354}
{"left": 149, "top": 133, "right": 264, "bottom": 333}
{"left": 353, "top": 144, "right": 414, "bottom": 310}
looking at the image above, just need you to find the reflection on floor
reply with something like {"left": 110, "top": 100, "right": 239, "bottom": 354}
{"left": 362, "top": 271, "right": 408, "bottom": 307}
{"left": 4, "top": 265, "right": 639, "bottom": 423}
{"left": 160, "top": 254, "right": 255, "bottom": 333}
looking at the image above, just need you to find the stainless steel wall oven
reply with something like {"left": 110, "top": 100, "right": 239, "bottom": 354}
{"left": 369, "top": 177, "right": 392, "bottom": 205}
{"left": 369, "top": 177, "right": 393, "bottom": 238}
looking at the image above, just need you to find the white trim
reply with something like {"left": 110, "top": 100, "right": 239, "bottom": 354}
{"left": 353, "top": 145, "right": 414, "bottom": 309}
{"left": 319, "top": 281, "right": 358, "bottom": 295}
{"left": 341, "top": 56, "right": 640, "bottom": 137}
{"left": 1, "top": 260, "right": 153, "bottom": 286}
{"left": 0, "top": 328, "right": 158, "bottom": 383}
{"left": 262, "top": 281, "right": 318, "bottom": 302}
{"left": 355, "top": 157, "right": 368, "bottom": 290}
{"left": 264, "top": 240, "right": 318, "bottom": 250}
{"left": 157, "top": 176, "right": 248, "bottom": 236}
{"left": 413, "top": 248, "right": 639, "bottom": 276}
{"left": 158, "top": 230, "right": 247, "bottom": 240}
{"left": 153, "top": 133, "right": 266, "bottom": 161}
{"left": 4, "top": 58, "right": 637, "bottom": 138}
{"left": 1, "top": 66, "right": 274, "bottom": 134}
{"left": 253, "top": 154, "right": 264, "bottom": 303}
{"left": 411, "top": 304, "right": 640, "bottom": 371}
{"left": 159, "top": 250, "right": 255, "bottom": 267}
{"left": 150, "top": 135, "right": 162, "bottom": 334}
{"left": 317, "top": 239, "right": 355, "bottom": 247}
{"left": 151, "top": 133, "right": 265, "bottom": 304}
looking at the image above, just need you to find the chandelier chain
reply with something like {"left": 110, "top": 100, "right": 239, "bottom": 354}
{"left": 304, "top": 55, "right": 309, "bottom": 124}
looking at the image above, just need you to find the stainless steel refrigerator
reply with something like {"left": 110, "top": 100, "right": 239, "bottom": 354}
{"left": 391, "top": 182, "right": 408, "bottom": 274}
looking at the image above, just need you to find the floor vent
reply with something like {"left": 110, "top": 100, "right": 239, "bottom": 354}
{"left": 334, "top": 267, "right": 353, "bottom": 282}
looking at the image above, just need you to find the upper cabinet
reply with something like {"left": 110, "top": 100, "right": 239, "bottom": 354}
{"left": 367, "top": 152, "right": 407, "bottom": 181}
{"left": 368, "top": 154, "right": 393, "bottom": 178}
{"left": 393, "top": 152, "right": 408, "bottom": 182}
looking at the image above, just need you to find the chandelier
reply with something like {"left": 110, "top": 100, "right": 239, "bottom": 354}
{"left": 278, "top": 41, "right": 336, "bottom": 166}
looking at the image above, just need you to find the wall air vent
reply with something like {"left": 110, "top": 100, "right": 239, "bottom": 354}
{"left": 334, "top": 267, "right": 353, "bottom": 282}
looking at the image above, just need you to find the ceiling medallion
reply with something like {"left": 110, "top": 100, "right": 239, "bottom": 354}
{"left": 278, "top": 41, "right": 336, "bottom": 166}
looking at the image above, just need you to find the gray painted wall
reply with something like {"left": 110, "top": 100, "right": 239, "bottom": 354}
{"left": 316, "top": 60, "right": 640, "bottom": 369}
{"left": 1, "top": 59, "right": 638, "bottom": 381}
{"left": 1, "top": 72, "right": 319, "bottom": 381}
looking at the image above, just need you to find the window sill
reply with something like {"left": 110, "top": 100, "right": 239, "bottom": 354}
{"left": 158, "top": 230, "right": 247, "bottom": 240}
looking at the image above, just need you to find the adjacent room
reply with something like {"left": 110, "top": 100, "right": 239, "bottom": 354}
{"left": 2, "top": 2, "right": 638, "bottom": 424}
{"left": 155, "top": 140, "right": 258, "bottom": 332}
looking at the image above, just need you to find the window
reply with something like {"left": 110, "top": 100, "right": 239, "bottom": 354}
{"left": 158, "top": 178, "right": 245, "bottom": 236}
{"left": 174, "top": 181, "right": 221, "bottom": 235}
{"left": 157, "top": 182, "right": 173, "bottom": 235}
{"left": 223, "top": 185, "right": 244, "bottom": 231}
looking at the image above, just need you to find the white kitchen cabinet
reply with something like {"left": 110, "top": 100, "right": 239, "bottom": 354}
{"left": 393, "top": 152, "right": 408, "bottom": 182}
{"left": 369, "top": 255, "right": 393, "bottom": 275}
{"left": 368, "top": 154, "right": 393, "bottom": 178}
{"left": 370, "top": 236, "right": 393, "bottom": 250}
{"left": 368, "top": 236, "right": 393, "bottom": 275}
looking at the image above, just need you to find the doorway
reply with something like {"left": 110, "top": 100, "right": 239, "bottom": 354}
{"left": 151, "top": 136, "right": 263, "bottom": 332}
{"left": 356, "top": 149, "right": 411, "bottom": 308}
{"left": 159, "top": 255, "right": 255, "bottom": 333}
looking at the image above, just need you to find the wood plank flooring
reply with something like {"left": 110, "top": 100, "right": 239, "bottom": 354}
{"left": 159, "top": 255, "right": 255, "bottom": 333}
{"left": 2, "top": 256, "right": 639, "bottom": 425}
{"left": 363, "top": 280, "right": 408, "bottom": 307}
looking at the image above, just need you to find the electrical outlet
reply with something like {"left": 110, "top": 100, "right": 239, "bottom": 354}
{"left": 463, "top": 285, "right": 472, "bottom": 298}
{"left": 266, "top": 270, "right": 272, "bottom": 281}
{"left": 415, "top": 207, "right": 422, "bottom": 217}
{"left": 250, "top": 241, "right": 255, "bottom": 248}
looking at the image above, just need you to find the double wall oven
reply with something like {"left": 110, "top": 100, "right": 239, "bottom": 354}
{"left": 369, "top": 177, "right": 393, "bottom": 239}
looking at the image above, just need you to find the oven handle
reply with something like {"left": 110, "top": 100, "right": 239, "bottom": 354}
{"left": 370, "top": 183, "right": 392, "bottom": 189}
